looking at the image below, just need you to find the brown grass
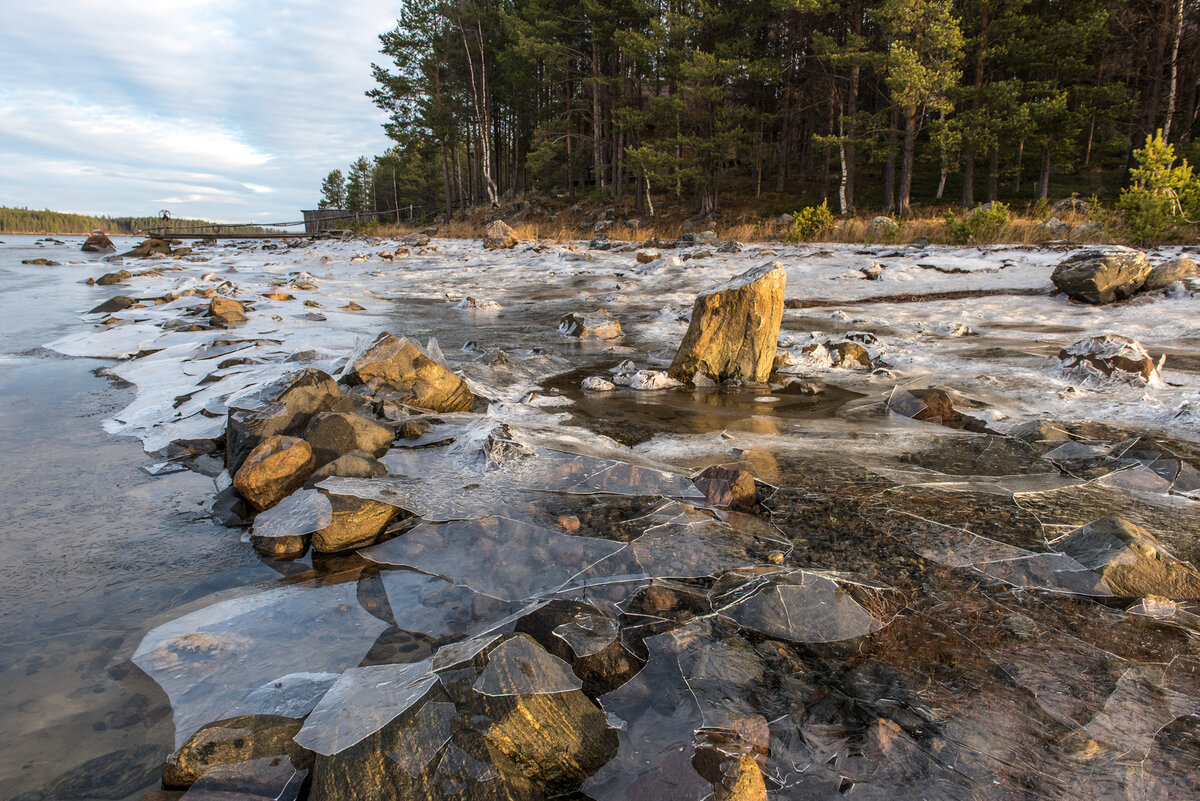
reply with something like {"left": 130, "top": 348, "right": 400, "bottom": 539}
{"left": 371, "top": 206, "right": 1115, "bottom": 247}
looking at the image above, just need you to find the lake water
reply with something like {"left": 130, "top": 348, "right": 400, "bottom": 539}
{"left": 2, "top": 232, "right": 1199, "bottom": 800}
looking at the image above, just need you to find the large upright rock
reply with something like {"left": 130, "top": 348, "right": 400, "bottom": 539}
{"left": 303, "top": 411, "right": 395, "bottom": 466}
{"left": 225, "top": 369, "right": 349, "bottom": 473}
{"left": 342, "top": 333, "right": 475, "bottom": 412}
{"left": 668, "top": 262, "right": 786, "bottom": 384}
{"left": 1051, "top": 246, "right": 1151, "bottom": 304}
{"left": 81, "top": 230, "right": 115, "bottom": 252}
{"left": 1055, "top": 517, "right": 1200, "bottom": 600}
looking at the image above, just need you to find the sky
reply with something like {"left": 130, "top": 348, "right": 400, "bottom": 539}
{"left": 0, "top": 0, "right": 400, "bottom": 223}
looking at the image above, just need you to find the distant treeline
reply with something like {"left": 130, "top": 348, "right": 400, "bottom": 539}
{"left": 0, "top": 207, "right": 269, "bottom": 235}
{"left": 349, "top": 0, "right": 1200, "bottom": 219}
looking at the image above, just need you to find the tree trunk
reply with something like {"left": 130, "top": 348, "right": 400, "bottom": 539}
{"left": 845, "top": 0, "right": 862, "bottom": 213}
{"left": 961, "top": 151, "right": 975, "bottom": 207}
{"left": 898, "top": 112, "right": 917, "bottom": 215}
{"left": 883, "top": 110, "right": 898, "bottom": 212}
{"left": 1012, "top": 139, "right": 1024, "bottom": 194}
{"left": 440, "top": 143, "right": 452, "bottom": 218}
{"left": 592, "top": 41, "right": 604, "bottom": 193}
{"left": 1164, "top": 0, "right": 1184, "bottom": 140}
{"left": 1038, "top": 146, "right": 1051, "bottom": 200}
{"left": 987, "top": 147, "right": 999, "bottom": 202}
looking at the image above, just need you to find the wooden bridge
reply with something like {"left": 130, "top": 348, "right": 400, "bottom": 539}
{"left": 144, "top": 205, "right": 440, "bottom": 239}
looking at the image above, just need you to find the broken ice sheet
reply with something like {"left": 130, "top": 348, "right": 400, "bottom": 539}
{"left": 1084, "top": 665, "right": 1200, "bottom": 759}
{"left": 718, "top": 570, "right": 890, "bottom": 643}
{"left": 472, "top": 634, "right": 583, "bottom": 696}
{"left": 361, "top": 516, "right": 627, "bottom": 601}
{"left": 434, "top": 743, "right": 501, "bottom": 795}
{"left": 179, "top": 755, "right": 307, "bottom": 801}
{"left": 631, "top": 517, "right": 762, "bottom": 579}
{"left": 251, "top": 488, "right": 333, "bottom": 540}
{"left": 901, "top": 516, "right": 1114, "bottom": 596}
{"left": 222, "top": 672, "right": 340, "bottom": 720}
{"left": 133, "top": 581, "right": 389, "bottom": 747}
{"left": 294, "top": 660, "right": 437, "bottom": 756}
{"left": 583, "top": 625, "right": 710, "bottom": 801}
{"left": 553, "top": 609, "right": 621, "bottom": 658}
{"left": 379, "top": 569, "right": 521, "bottom": 639}
{"left": 386, "top": 700, "right": 457, "bottom": 777}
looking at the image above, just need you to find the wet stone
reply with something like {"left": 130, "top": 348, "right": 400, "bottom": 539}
{"left": 312, "top": 492, "right": 403, "bottom": 553}
{"left": 225, "top": 368, "right": 348, "bottom": 473}
{"left": 342, "top": 332, "right": 475, "bottom": 413}
{"left": 559, "top": 310, "right": 622, "bottom": 339}
{"left": 693, "top": 465, "right": 758, "bottom": 511}
{"left": 1051, "top": 245, "right": 1151, "bottom": 304}
{"left": 162, "top": 714, "right": 312, "bottom": 789}
{"left": 309, "top": 449, "right": 388, "bottom": 482}
{"left": 303, "top": 411, "right": 395, "bottom": 467}
{"left": 97, "top": 269, "right": 132, "bottom": 286}
{"left": 89, "top": 295, "right": 135, "bottom": 314}
{"left": 233, "top": 435, "right": 316, "bottom": 511}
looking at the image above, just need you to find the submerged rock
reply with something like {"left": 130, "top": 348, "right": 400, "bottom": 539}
{"left": 559, "top": 310, "right": 622, "bottom": 340}
{"left": 342, "top": 333, "right": 475, "bottom": 413}
{"left": 303, "top": 411, "right": 394, "bottom": 467}
{"left": 225, "top": 369, "right": 349, "bottom": 473}
{"left": 514, "top": 602, "right": 644, "bottom": 698}
{"left": 828, "top": 341, "right": 871, "bottom": 369}
{"left": 483, "top": 220, "right": 519, "bottom": 250}
{"left": 1058, "top": 335, "right": 1164, "bottom": 386}
{"left": 312, "top": 493, "right": 402, "bottom": 552}
{"left": 209, "top": 296, "right": 248, "bottom": 327}
{"left": 1055, "top": 517, "right": 1200, "bottom": 600}
{"left": 1051, "top": 246, "right": 1151, "bottom": 304}
{"left": 668, "top": 261, "right": 786, "bottom": 384}
{"left": 162, "top": 714, "right": 312, "bottom": 789}
{"left": 693, "top": 466, "right": 758, "bottom": 511}
{"left": 1143, "top": 256, "right": 1198, "bottom": 291}
{"left": 233, "top": 435, "right": 317, "bottom": 511}
{"left": 81, "top": 230, "right": 116, "bottom": 252}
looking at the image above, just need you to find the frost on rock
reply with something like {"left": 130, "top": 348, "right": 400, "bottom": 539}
{"left": 1058, "top": 335, "right": 1165, "bottom": 387}
{"left": 133, "top": 581, "right": 390, "bottom": 746}
{"left": 581, "top": 376, "right": 617, "bottom": 392}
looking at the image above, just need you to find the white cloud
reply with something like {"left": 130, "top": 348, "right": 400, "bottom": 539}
{"left": 0, "top": 1, "right": 399, "bottom": 220}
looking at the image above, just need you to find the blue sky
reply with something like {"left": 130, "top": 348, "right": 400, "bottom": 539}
{"left": 0, "top": 1, "right": 400, "bottom": 223}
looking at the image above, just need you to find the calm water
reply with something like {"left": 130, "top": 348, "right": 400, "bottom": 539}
{"left": 0, "top": 235, "right": 276, "bottom": 799}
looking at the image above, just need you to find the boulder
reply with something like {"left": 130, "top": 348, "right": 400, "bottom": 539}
{"left": 312, "top": 493, "right": 402, "bottom": 552}
{"left": 668, "top": 262, "right": 786, "bottom": 384}
{"left": 1038, "top": 217, "right": 1071, "bottom": 237}
{"left": 342, "top": 333, "right": 475, "bottom": 413}
{"left": 861, "top": 261, "right": 883, "bottom": 280}
{"left": 162, "top": 715, "right": 311, "bottom": 789}
{"left": 1055, "top": 517, "right": 1200, "bottom": 601}
{"left": 483, "top": 220, "right": 519, "bottom": 250}
{"left": 559, "top": 310, "right": 622, "bottom": 340}
{"left": 693, "top": 466, "right": 758, "bottom": 511}
{"left": 1143, "top": 256, "right": 1198, "bottom": 291}
{"left": 828, "top": 341, "right": 871, "bottom": 369}
{"left": 89, "top": 296, "right": 135, "bottom": 314}
{"left": 308, "top": 450, "right": 388, "bottom": 482}
{"left": 636, "top": 249, "right": 660, "bottom": 264}
{"left": 1050, "top": 246, "right": 1151, "bottom": 304}
{"left": 96, "top": 269, "right": 131, "bottom": 286}
{"left": 1058, "top": 335, "right": 1163, "bottom": 386}
{"left": 303, "top": 411, "right": 395, "bottom": 466}
{"left": 866, "top": 216, "right": 899, "bottom": 238}
{"left": 225, "top": 369, "right": 349, "bottom": 473}
{"left": 718, "top": 240, "right": 742, "bottom": 254}
{"left": 120, "top": 238, "right": 173, "bottom": 258}
{"left": 81, "top": 230, "right": 115, "bottom": 252}
{"left": 232, "top": 435, "right": 317, "bottom": 511}
{"left": 209, "top": 296, "right": 248, "bottom": 327}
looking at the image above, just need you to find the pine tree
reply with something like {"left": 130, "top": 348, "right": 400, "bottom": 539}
{"left": 346, "top": 157, "right": 375, "bottom": 214}
{"left": 318, "top": 169, "right": 347, "bottom": 209}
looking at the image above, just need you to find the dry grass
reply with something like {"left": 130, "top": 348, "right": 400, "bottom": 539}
{"left": 372, "top": 205, "right": 1115, "bottom": 247}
